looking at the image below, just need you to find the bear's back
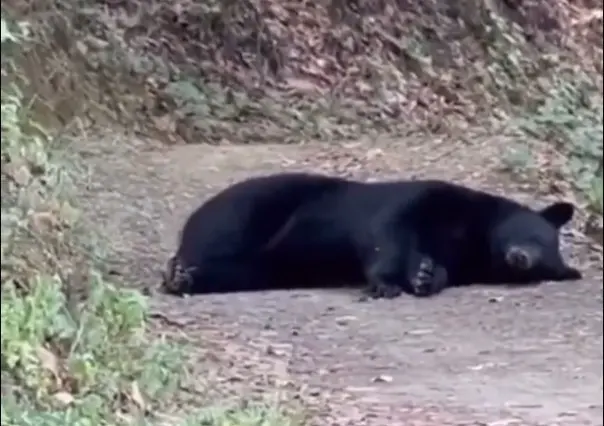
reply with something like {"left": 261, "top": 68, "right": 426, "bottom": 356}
{"left": 176, "top": 173, "right": 351, "bottom": 262}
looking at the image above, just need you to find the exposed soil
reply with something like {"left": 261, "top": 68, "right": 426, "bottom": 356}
{"left": 74, "top": 132, "right": 603, "bottom": 425}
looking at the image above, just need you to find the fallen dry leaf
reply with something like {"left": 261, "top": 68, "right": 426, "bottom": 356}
{"left": 3, "top": 161, "right": 32, "bottom": 187}
{"left": 153, "top": 114, "right": 176, "bottom": 133}
{"left": 58, "top": 201, "right": 80, "bottom": 225}
{"left": 53, "top": 391, "right": 75, "bottom": 406}
{"left": 584, "top": 214, "right": 603, "bottom": 246}
{"left": 130, "top": 380, "right": 146, "bottom": 411}
{"left": 36, "top": 346, "right": 60, "bottom": 378}
{"left": 29, "top": 211, "right": 61, "bottom": 234}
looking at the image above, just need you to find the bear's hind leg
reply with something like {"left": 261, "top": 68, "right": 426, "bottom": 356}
{"left": 163, "top": 255, "right": 272, "bottom": 295}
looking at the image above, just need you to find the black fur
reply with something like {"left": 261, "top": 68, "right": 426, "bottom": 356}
{"left": 161, "top": 173, "right": 581, "bottom": 299}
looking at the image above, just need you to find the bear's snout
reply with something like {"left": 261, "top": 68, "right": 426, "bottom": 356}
{"left": 504, "top": 245, "right": 538, "bottom": 271}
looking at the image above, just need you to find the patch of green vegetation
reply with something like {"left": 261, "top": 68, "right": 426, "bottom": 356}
{"left": 1, "top": 16, "right": 300, "bottom": 426}
{"left": 514, "top": 71, "right": 603, "bottom": 214}
{"left": 1, "top": 17, "right": 185, "bottom": 426}
{"left": 179, "top": 404, "right": 303, "bottom": 426}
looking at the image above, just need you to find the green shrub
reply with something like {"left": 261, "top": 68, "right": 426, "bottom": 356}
{"left": 1, "top": 15, "right": 302, "bottom": 426}
{"left": 514, "top": 72, "right": 603, "bottom": 214}
{"left": 1, "top": 16, "right": 184, "bottom": 426}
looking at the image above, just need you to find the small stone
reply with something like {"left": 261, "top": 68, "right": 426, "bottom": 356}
{"left": 266, "top": 345, "right": 288, "bottom": 357}
{"left": 308, "top": 388, "right": 321, "bottom": 396}
{"left": 371, "top": 374, "right": 393, "bottom": 383}
{"left": 335, "top": 315, "right": 356, "bottom": 325}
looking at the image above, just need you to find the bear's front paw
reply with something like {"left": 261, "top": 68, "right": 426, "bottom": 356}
{"left": 410, "top": 257, "right": 448, "bottom": 297}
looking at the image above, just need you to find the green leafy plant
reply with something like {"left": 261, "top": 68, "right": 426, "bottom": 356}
{"left": 1, "top": 15, "right": 299, "bottom": 426}
{"left": 1, "top": 16, "right": 184, "bottom": 426}
{"left": 514, "top": 72, "right": 603, "bottom": 214}
{"left": 180, "top": 403, "right": 303, "bottom": 426}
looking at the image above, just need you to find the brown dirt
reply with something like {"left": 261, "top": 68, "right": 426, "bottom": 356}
{"left": 74, "top": 132, "right": 603, "bottom": 425}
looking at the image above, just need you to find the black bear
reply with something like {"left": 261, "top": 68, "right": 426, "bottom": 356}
{"left": 160, "top": 172, "right": 581, "bottom": 299}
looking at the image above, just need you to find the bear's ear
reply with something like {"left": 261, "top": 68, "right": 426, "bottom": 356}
{"left": 538, "top": 202, "right": 575, "bottom": 228}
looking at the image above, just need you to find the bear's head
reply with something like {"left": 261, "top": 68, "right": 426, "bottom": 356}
{"left": 489, "top": 201, "right": 581, "bottom": 283}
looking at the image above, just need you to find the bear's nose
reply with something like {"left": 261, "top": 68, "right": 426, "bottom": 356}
{"left": 505, "top": 245, "right": 535, "bottom": 270}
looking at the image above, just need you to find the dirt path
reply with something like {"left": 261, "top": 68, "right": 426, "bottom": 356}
{"left": 75, "top": 132, "right": 603, "bottom": 425}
